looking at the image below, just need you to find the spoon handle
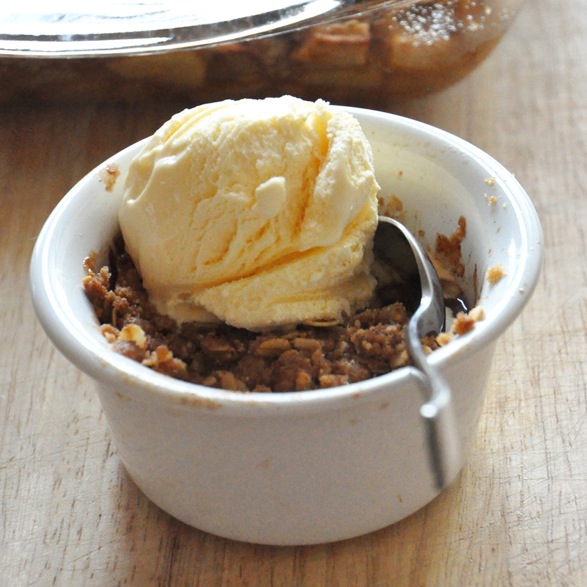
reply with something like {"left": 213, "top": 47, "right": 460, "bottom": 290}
{"left": 408, "top": 317, "right": 461, "bottom": 491}
{"left": 415, "top": 369, "right": 461, "bottom": 491}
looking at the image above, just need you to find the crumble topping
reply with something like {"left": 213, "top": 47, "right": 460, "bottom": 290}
{"left": 83, "top": 217, "right": 480, "bottom": 393}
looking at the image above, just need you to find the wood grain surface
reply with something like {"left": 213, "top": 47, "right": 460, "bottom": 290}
{"left": 1, "top": 1, "right": 586, "bottom": 585}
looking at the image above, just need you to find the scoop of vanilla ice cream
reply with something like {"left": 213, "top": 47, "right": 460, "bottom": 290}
{"left": 119, "top": 96, "right": 379, "bottom": 330}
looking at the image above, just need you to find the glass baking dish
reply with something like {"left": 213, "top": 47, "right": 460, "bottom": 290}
{"left": 0, "top": 0, "right": 525, "bottom": 106}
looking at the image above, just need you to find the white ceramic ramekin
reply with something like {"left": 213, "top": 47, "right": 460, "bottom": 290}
{"left": 30, "top": 107, "right": 542, "bottom": 546}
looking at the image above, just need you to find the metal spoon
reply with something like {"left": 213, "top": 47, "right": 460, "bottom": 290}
{"left": 374, "top": 216, "right": 460, "bottom": 491}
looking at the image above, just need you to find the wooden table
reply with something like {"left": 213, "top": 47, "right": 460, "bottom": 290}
{"left": 1, "top": 1, "right": 585, "bottom": 584}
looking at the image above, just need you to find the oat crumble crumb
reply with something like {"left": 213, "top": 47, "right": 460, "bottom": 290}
{"left": 452, "top": 313, "right": 476, "bottom": 336}
{"left": 99, "top": 164, "right": 121, "bottom": 192}
{"left": 451, "top": 305, "right": 485, "bottom": 336}
{"left": 468, "top": 306, "right": 485, "bottom": 322}
{"left": 100, "top": 324, "right": 119, "bottom": 343}
{"left": 119, "top": 324, "right": 147, "bottom": 350}
{"left": 436, "top": 331, "right": 454, "bottom": 346}
{"left": 487, "top": 264, "right": 506, "bottom": 285}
